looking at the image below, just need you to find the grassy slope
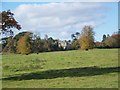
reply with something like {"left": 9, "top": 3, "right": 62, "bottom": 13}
{"left": 2, "top": 49, "right": 119, "bottom": 88}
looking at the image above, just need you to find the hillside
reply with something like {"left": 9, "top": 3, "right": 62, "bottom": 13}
{"left": 2, "top": 49, "right": 119, "bottom": 88}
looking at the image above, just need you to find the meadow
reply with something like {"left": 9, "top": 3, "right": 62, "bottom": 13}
{"left": 2, "top": 49, "right": 119, "bottom": 88}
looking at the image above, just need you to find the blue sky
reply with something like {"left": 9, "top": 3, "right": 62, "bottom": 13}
{"left": 1, "top": 2, "right": 118, "bottom": 41}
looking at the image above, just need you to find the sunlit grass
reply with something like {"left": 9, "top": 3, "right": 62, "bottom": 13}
{"left": 2, "top": 49, "right": 119, "bottom": 88}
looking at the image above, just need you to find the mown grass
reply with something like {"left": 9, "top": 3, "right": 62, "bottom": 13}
{"left": 2, "top": 49, "right": 119, "bottom": 88}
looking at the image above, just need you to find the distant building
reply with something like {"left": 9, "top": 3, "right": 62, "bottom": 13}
{"left": 58, "top": 40, "right": 67, "bottom": 50}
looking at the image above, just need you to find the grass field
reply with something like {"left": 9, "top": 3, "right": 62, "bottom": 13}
{"left": 2, "top": 49, "right": 119, "bottom": 88}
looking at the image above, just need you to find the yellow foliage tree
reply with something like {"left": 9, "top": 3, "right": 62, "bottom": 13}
{"left": 16, "top": 33, "right": 31, "bottom": 54}
{"left": 79, "top": 25, "right": 95, "bottom": 50}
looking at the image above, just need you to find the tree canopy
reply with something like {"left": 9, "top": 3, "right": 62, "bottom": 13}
{"left": 0, "top": 10, "right": 21, "bottom": 35}
{"left": 79, "top": 25, "right": 95, "bottom": 50}
{"left": 16, "top": 32, "right": 32, "bottom": 54}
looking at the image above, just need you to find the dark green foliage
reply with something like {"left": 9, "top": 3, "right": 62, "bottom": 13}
{"left": 1, "top": 37, "right": 9, "bottom": 49}
{"left": 102, "top": 34, "right": 107, "bottom": 42}
{"left": 71, "top": 34, "right": 76, "bottom": 40}
{"left": 71, "top": 32, "right": 80, "bottom": 40}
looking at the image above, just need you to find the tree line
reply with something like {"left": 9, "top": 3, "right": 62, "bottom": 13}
{"left": 2, "top": 32, "right": 64, "bottom": 54}
{"left": 0, "top": 10, "right": 120, "bottom": 54}
{"left": 95, "top": 32, "right": 120, "bottom": 48}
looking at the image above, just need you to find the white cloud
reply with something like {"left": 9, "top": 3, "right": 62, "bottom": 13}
{"left": 14, "top": 2, "right": 108, "bottom": 40}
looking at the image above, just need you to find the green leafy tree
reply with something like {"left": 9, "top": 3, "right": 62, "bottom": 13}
{"left": 79, "top": 25, "right": 95, "bottom": 50}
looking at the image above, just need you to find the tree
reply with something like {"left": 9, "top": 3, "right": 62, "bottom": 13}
{"left": 32, "top": 34, "right": 43, "bottom": 53}
{"left": 71, "top": 32, "right": 80, "bottom": 50}
{"left": 104, "top": 33, "right": 120, "bottom": 48}
{"left": 14, "top": 32, "right": 30, "bottom": 41}
{"left": 14, "top": 32, "right": 32, "bottom": 48}
{"left": 71, "top": 34, "right": 76, "bottom": 40}
{"left": 79, "top": 25, "right": 95, "bottom": 50}
{"left": 1, "top": 37, "right": 9, "bottom": 49}
{"left": 71, "top": 39, "right": 80, "bottom": 50}
{"left": 102, "top": 34, "right": 107, "bottom": 42}
{"left": 71, "top": 32, "right": 80, "bottom": 40}
{"left": 47, "top": 37, "right": 55, "bottom": 51}
{"left": 44, "top": 34, "right": 48, "bottom": 40}
{"left": 16, "top": 33, "right": 31, "bottom": 54}
{"left": 2, "top": 36, "right": 15, "bottom": 53}
{"left": 75, "top": 32, "right": 80, "bottom": 39}
{"left": 0, "top": 10, "right": 21, "bottom": 53}
{"left": 0, "top": 10, "right": 21, "bottom": 35}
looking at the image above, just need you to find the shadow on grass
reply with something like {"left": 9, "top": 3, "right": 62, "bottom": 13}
{"left": 3, "top": 66, "right": 120, "bottom": 80}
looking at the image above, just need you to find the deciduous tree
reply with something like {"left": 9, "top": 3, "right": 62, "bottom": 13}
{"left": 16, "top": 33, "right": 31, "bottom": 54}
{"left": 0, "top": 10, "right": 21, "bottom": 35}
{"left": 79, "top": 25, "right": 95, "bottom": 50}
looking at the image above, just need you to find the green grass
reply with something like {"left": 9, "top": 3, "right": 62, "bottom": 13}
{"left": 2, "top": 49, "right": 119, "bottom": 88}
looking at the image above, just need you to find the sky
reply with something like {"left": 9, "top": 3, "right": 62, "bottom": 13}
{"left": 1, "top": 2, "right": 118, "bottom": 42}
